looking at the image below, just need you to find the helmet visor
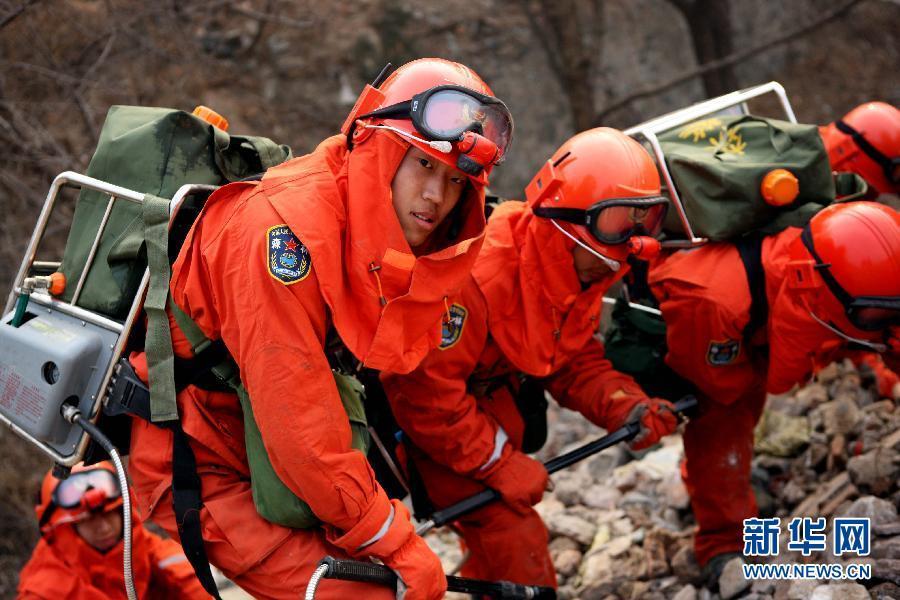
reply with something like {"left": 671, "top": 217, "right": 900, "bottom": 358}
{"left": 847, "top": 301, "right": 900, "bottom": 331}
{"left": 419, "top": 88, "right": 513, "bottom": 158}
{"left": 52, "top": 469, "right": 120, "bottom": 509}
{"left": 589, "top": 198, "right": 668, "bottom": 244}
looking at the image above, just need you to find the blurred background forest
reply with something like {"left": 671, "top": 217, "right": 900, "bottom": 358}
{"left": 0, "top": 0, "right": 898, "bottom": 596}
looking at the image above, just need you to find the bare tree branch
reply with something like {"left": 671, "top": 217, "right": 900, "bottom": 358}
{"left": 594, "top": 0, "right": 863, "bottom": 123}
{"left": 0, "top": 0, "right": 36, "bottom": 31}
{"left": 518, "top": 0, "right": 604, "bottom": 131}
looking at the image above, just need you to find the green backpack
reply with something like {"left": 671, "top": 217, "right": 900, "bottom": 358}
{"left": 605, "top": 114, "right": 869, "bottom": 397}
{"left": 62, "top": 106, "right": 367, "bottom": 530}
{"left": 656, "top": 114, "right": 864, "bottom": 241}
{"left": 59, "top": 105, "right": 293, "bottom": 319}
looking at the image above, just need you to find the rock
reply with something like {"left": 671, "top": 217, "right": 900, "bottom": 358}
{"left": 535, "top": 496, "right": 565, "bottom": 521}
{"left": 581, "top": 484, "right": 622, "bottom": 510}
{"left": 641, "top": 529, "right": 671, "bottom": 578}
{"left": 615, "top": 580, "right": 650, "bottom": 600}
{"left": 672, "top": 585, "right": 697, "bottom": 600}
{"left": 555, "top": 584, "right": 578, "bottom": 600}
{"left": 718, "top": 556, "right": 751, "bottom": 599}
{"left": 779, "top": 479, "right": 808, "bottom": 506}
{"left": 546, "top": 512, "right": 597, "bottom": 547}
{"left": 839, "top": 495, "right": 899, "bottom": 526}
{"left": 553, "top": 548, "right": 582, "bottom": 577}
{"left": 807, "top": 441, "right": 829, "bottom": 471}
{"left": 752, "top": 579, "right": 776, "bottom": 594}
{"left": 847, "top": 448, "right": 900, "bottom": 495}
{"left": 819, "top": 397, "right": 861, "bottom": 437}
{"left": 621, "top": 490, "right": 656, "bottom": 510}
{"left": 874, "top": 558, "right": 900, "bottom": 585}
{"left": 659, "top": 470, "right": 691, "bottom": 510}
{"left": 671, "top": 544, "right": 702, "bottom": 583}
{"left": 583, "top": 446, "right": 628, "bottom": 482}
{"left": 589, "top": 523, "right": 612, "bottom": 551}
{"left": 549, "top": 535, "right": 580, "bottom": 555}
{"left": 794, "top": 383, "right": 829, "bottom": 412}
{"left": 603, "top": 535, "right": 632, "bottom": 558}
{"left": 816, "top": 362, "right": 840, "bottom": 384}
{"left": 611, "top": 463, "right": 640, "bottom": 491}
{"left": 786, "top": 580, "right": 821, "bottom": 599}
{"left": 870, "top": 582, "right": 900, "bottom": 599}
{"left": 876, "top": 523, "right": 900, "bottom": 537}
{"left": 552, "top": 473, "right": 589, "bottom": 506}
{"left": 874, "top": 536, "right": 900, "bottom": 559}
{"left": 579, "top": 551, "right": 614, "bottom": 588}
{"left": 754, "top": 409, "right": 811, "bottom": 457}
{"left": 809, "top": 583, "right": 870, "bottom": 600}
{"left": 610, "top": 516, "right": 635, "bottom": 537}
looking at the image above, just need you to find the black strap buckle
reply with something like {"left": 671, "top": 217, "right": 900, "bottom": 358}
{"left": 104, "top": 358, "right": 152, "bottom": 420}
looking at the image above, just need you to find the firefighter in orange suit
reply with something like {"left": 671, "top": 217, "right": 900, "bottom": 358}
{"left": 126, "top": 58, "right": 514, "bottom": 599}
{"left": 17, "top": 462, "right": 208, "bottom": 600}
{"left": 820, "top": 101, "right": 900, "bottom": 399}
{"left": 382, "top": 128, "right": 680, "bottom": 588}
{"left": 820, "top": 101, "right": 899, "bottom": 198}
{"left": 648, "top": 201, "right": 900, "bottom": 575}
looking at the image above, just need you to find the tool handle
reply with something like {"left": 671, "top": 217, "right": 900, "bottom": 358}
{"left": 318, "top": 558, "right": 557, "bottom": 599}
{"left": 427, "top": 487, "right": 501, "bottom": 529}
{"left": 425, "top": 395, "right": 698, "bottom": 528}
{"left": 320, "top": 556, "right": 397, "bottom": 586}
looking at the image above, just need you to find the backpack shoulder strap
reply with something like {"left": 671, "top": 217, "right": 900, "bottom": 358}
{"left": 142, "top": 194, "right": 179, "bottom": 423}
{"left": 734, "top": 235, "right": 768, "bottom": 343}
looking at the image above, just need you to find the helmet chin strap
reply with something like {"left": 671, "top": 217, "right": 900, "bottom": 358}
{"left": 549, "top": 219, "right": 621, "bottom": 272}
{"left": 808, "top": 310, "right": 887, "bottom": 352}
{"left": 361, "top": 123, "right": 452, "bottom": 153}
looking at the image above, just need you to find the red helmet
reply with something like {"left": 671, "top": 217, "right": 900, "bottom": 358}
{"left": 342, "top": 58, "right": 513, "bottom": 186}
{"left": 820, "top": 102, "right": 900, "bottom": 195}
{"left": 36, "top": 461, "right": 123, "bottom": 532}
{"left": 790, "top": 202, "right": 900, "bottom": 333}
{"left": 525, "top": 127, "right": 667, "bottom": 264}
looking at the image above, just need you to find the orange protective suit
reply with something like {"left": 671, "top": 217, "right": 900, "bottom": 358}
{"left": 648, "top": 227, "right": 896, "bottom": 565}
{"left": 128, "top": 131, "right": 486, "bottom": 599}
{"left": 17, "top": 517, "right": 207, "bottom": 600}
{"left": 382, "top": 201, "right": 660, "bottom": 587}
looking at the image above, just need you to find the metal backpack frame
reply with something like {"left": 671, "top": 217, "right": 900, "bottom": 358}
{"left": 2, "top": 171, "right": 215, "bottom": 466}
{"left": 624, "top": 81, "right": 797, "bottom": 248}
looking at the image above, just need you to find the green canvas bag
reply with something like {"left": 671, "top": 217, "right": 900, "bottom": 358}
{"left": 658, "top": 114, "right": 835, "bottom": 240}
{"left": 58, "top": 105, "right": 292, "bottom": 319}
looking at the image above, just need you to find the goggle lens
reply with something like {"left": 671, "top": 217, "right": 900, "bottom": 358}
{"left": 592, "top": 202, "right": 667, "bottom": 244}
{"left": 421, "top": 89, "right": 513, "bottom": 156}
{"left": 848, "top": 305, "right": 900, "bottom": 331}
{"left": 53, "top": 469, "right": 120, "bottom": 509}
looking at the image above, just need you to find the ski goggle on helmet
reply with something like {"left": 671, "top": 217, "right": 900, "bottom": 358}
{"left": 789, "top": 202, "right": 900, "bottom": 337}
{"left": 527, "top": 128, "right": 668, "bottom": 269}
{"left": 38, "top": 466, "right": 122, "bottom": 529}
{"left": 533, "top": 196, "right": 668, "bottom": 245}
{"left": 342, "top": 60, "right": 514, "bottom": 179}
{"left": 800, "top": 226, "right": 900, "bottom": 332}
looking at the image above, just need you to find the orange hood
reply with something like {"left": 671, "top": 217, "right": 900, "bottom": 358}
{"left": 472, "top": 201, "right": 625, "bottom": 376}
{"left": 21, "top": 512, "right": 153, "bottom": 599}
{"left": 261, "top": 132, "right": 486, "bottom": 373}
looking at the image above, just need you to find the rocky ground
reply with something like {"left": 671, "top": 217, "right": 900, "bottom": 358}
{"left": 422, "top": 358, "right": 900, "bottom": 600}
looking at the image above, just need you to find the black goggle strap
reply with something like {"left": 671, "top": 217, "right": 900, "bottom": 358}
{"left": 800, "top": 225, "right": 855, "bottom": 308}
{"left": 357, "top": 100, "right": 413, "bottom": 122}
{"left": 835, "top": 120, "right": 900, "bottom": 184}
{"left": 531, "top": 206, "right": 589, "bottom": 225}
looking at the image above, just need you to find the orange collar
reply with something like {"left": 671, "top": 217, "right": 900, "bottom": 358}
{"left": 261, "top": 132, "right": 486, "bottom": 373}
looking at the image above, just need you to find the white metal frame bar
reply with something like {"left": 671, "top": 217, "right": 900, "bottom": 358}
{"left": 2, "top": 172, "right": 216, "bottom": 465}
{"left": 624, "top": 81, "right": 796, "bottom": 246}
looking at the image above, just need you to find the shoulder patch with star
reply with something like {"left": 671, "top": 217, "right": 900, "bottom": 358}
{"left": 706, "top": 338, "right": 740, "bottom": 365}
{"left": 267, "top": 224, "right": 310, "bottom": 285}
{"left": 439, "top": 303, "right": 468, "bottom": 350}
